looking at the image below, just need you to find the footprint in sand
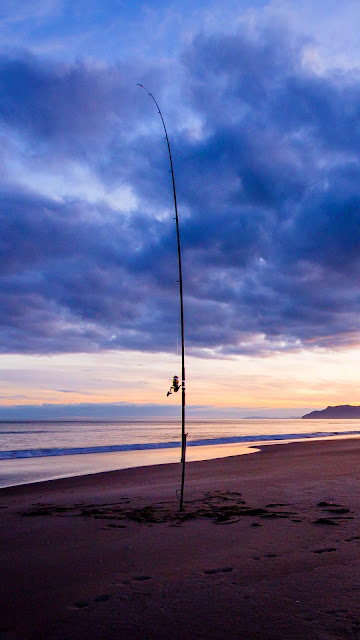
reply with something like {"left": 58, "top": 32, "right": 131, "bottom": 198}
{"left": 317, "top": 501, "right": 342, "bottom": 507}
{"left": 265, "top": 503, "right": 290, "bottom": 507}
{"left": 312, "top": 517, "right": 339, "bottom": 525}
{"left": 323, "top": 508, "right": 351, "bottom": 514}
{"left": 203, "top": 567, "right": 233, "bottom": 575}
{"left": 313, "top": 547, "right": 337, "bottom": 554}
{"left": 134, "top": 575, "right": 152, "bottom": 581}
{"left": 70, "top": 594, "right": 111, "bottom": 610}
{"left": 71, "top": 601, "right": 90, "bottom": 609}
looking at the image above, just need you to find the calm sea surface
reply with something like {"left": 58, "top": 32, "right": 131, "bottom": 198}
{"left": 1, "top": 418, "right": 360, "bottom": 488}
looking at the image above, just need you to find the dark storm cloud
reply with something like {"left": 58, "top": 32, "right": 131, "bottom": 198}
{"left": 0, "top": 189, "right": 181, "bottom": 353}
{"left": 2, "top": 25, "right": 360, "bottom": 356}
{"left": 0, "top": 54, "right": 159, "bottom": 147}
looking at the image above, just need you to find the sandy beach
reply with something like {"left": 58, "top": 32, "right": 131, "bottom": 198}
{"left": 1, "top": 438, "right": 360, "bottom": 639}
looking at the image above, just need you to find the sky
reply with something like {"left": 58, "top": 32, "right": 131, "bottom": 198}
{"left": 2, "top": 0, "right": 360, "bottom": 418}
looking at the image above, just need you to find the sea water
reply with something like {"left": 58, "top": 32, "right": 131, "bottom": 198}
{"left": 1, "top": 418, "right": 360, "bottom": 488}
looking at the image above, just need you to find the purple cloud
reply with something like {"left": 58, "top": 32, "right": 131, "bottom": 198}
{"left": 2, "top": 25, "right": 360, "bottom": 356}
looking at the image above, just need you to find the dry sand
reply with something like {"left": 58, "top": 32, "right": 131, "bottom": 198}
{"left": 1, "top": 438, "right": 360, "bottom": 639}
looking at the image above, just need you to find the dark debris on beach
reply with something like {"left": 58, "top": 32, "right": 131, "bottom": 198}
{"left": 19, "top": 491, "right": 356, "bottom": 527}
{"left": 20, "top": 491, "right": 297, "bottom": 525}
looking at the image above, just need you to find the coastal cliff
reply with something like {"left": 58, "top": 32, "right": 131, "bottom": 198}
{"left": 302, "top": 405, "right": 360, "bottom": 419}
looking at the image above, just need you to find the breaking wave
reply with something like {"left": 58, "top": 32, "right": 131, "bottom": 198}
{"left": 1, "top": 429, "right": 360, "bottom": 460}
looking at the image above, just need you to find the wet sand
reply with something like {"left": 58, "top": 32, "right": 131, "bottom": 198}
{"left": 1, "top": 438, "right": 360, "bottom": 639}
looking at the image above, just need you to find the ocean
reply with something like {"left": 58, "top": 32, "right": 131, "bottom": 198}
{"left": 1, "top": 418, "right": 360, "bottom": 488}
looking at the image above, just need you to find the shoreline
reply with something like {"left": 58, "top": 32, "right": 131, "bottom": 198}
{"left": 1, "top": 431, "right": 360, "bottom": 491}
{"left": 0, "top": 440, "right": 259, "bottom": 490}
{"left": 2, "top": 437, "right": 360, "bottom": 639}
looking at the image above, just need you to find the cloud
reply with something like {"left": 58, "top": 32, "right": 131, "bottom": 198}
{"left": 1, "top": 21, "right": 360, "bottom": 357}
{"left": 0, "top": 54, "right": 150, "bottom": 149}
{"left": 0, "top": 401, "right": 305, "bottom": 419}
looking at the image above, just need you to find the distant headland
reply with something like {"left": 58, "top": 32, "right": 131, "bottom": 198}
{"left": 302, "top": 405, "right": 360, "bottom": 419}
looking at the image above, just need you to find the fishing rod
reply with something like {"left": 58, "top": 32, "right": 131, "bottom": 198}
{"left": 138, "top": 84, "right": 187, "bottom": 511}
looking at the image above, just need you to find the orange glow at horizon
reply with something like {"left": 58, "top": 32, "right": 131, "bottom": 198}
{"left": 1, "top": 345, "right": 360, "bottom": 411}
